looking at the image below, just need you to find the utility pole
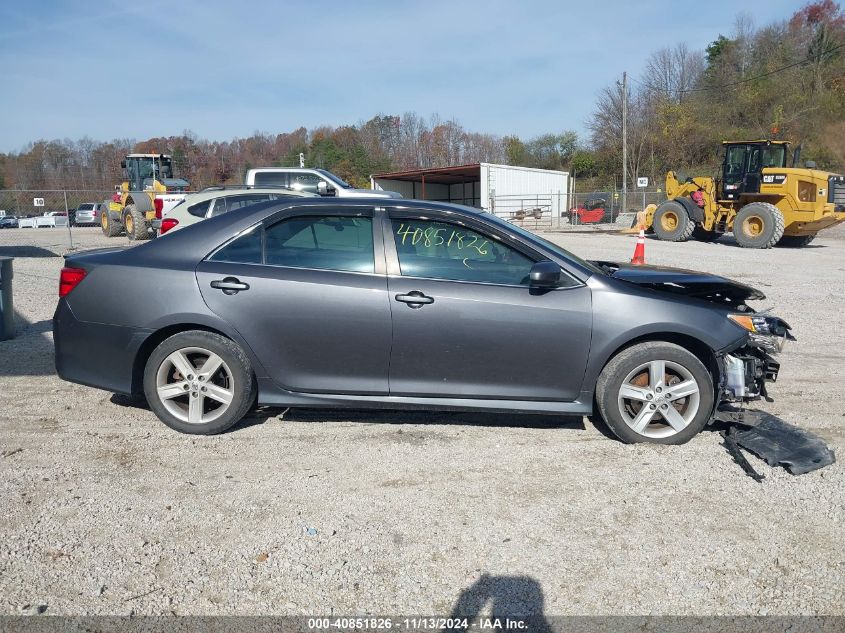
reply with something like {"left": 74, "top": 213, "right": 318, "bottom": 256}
{"left": 621, "top": 71, "right": 628, "bottom": 215}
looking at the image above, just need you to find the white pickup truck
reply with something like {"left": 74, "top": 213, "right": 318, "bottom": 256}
{"left": 245, "top": 168, "right": 401, "bottom": 198}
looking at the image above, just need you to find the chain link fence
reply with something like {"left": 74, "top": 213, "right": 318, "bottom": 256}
{"left": 0, "top": 188, "right": 673, "bottom": 257}
{"left": 491, "top": 190, "right": 668, "bottom": 230}
{"left": 0, "top": 190, "right": 116, "bottom": 256}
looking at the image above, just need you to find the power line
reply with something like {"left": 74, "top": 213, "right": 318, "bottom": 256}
{"left": 631, "top": 41, "right": 845, "bottom": 95}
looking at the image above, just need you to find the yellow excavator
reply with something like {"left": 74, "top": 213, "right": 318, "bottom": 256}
{"left": 644, "top": 140, "right": 845, "bottom": 247}
{"left": 100, "top": 154, "right": 190, "bottom": 240}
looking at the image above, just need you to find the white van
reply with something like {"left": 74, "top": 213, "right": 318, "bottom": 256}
{"left": 245, "top": 168, "right": 401, "bottom": 199}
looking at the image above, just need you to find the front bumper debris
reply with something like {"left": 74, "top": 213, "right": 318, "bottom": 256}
{"left": 715, "top": 408, "right": 836, "bottom": 479}
{"left": 714, "top": 315, "right": 836, "bottom": 479}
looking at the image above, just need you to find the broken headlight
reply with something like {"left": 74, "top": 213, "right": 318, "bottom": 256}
{"left": 728, "top": 313, "right": 793, "bottom": 354}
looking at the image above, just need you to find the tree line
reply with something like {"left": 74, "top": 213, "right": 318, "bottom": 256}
{"left": 587, "top": 1, "right": 845, "bottom": 188}
{"left": 1, "top": 1, "right": 842, "bottom": 194}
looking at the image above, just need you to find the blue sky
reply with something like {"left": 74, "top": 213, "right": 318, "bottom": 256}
{"left": 0, "top": 0, "right": 804, "bottom": 152}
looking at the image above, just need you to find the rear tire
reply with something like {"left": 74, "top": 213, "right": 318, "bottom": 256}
{"left": 124, "top": 204, "right": 151, "bottom": 241}
{"left": 143, "top": 330, "right": 256, "bottom": 435}
{"left": 733, "top": 202, "right": 785, "bottom": 249}
{"left": 595, "top": 342, "right": 714, "bottom": 445}
{"left": 777, "top": 234, "right": 816, "bottom": 248}
{"left": 100, "top": 202, "right": 122, "bottom": 237}
{"left": 652, "top": 201, "right": 695, "bottom": 242}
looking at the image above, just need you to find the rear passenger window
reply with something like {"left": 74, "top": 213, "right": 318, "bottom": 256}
{"left": 254, "top": 172, "right": 289, "bottom": 187}
{"left": 223, "top": 194, "right": 272, "bottom": 213}
{"left": 265, "top": 216, "right": 373, "bottom": 273}
{"left": 188, "top": 199, "right": 212, "bottom": 218}
{"left": 209, "top": 225, "right": 262, "bottom": 264}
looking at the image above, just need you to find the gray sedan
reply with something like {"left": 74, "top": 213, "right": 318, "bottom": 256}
{"left": 53, "top": 199, "right": 790, "bottom": 443}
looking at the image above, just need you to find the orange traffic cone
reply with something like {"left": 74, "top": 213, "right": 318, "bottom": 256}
{"left": 631, "top": 227, "right": 646, "bottom": 265}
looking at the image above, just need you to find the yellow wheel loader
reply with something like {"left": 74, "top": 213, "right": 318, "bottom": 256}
{"left": 644, "top": 140, "right": 845, "bottom": 248}
{"left": 100, "top": 154, "right": 190, "bottom": 240}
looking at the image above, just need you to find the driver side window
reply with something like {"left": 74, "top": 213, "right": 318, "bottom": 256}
{"left": 289, "top": 173, "right": 323, "bottom": 194}
{"left": 391, "top": 218, "right": 535, "bottom": 285}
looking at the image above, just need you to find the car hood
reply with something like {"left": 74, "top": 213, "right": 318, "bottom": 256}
{"left": 591, "top": 260, "right": 765, "bottom": 307}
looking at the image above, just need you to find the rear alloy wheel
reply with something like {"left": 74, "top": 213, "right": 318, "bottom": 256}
{"left": 733, "top": 202, "right": 785, "bottom": 248}
{"left": 652, "top": 201, "right": 695, "bottom": 242}
{"left": 143, "top": 331, "right": 256, "bottom": 434}
{"left": 595, "top": 342, "right": 714, "bottom": 444}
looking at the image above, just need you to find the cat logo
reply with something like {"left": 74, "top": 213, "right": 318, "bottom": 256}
{"left": 762, "top": 174, "right": 787, "bottom": 185}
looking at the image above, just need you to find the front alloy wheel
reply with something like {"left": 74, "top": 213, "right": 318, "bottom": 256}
{"left": 617, "top": 359, "right": 700, "bottom": 439}
{"left": 595, "top": 341, "right": 714, "bottom": 444}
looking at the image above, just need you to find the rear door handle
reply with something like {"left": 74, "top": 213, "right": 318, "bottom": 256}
{"left": 395, "top": 291, "right": 434, "bottom": 308}
{"left": 210, "top": 277, "right": 250, "bottom": 295}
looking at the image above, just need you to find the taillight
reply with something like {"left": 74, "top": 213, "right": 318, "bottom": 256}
{"left": 154, "top": 198, "right": 164, "bottom": 219}
{"left": 59, "top": 267, "right": 86, "bottom": 297}
{"left": 160, "top": 218, "right": 179, "bottom": 234}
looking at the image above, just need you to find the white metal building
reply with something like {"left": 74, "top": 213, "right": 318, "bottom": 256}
{"left": 370, "top": 163, "right": 569, "bottom": 222}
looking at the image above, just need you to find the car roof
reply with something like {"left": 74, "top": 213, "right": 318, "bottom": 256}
{"left": 247, "top": 167, "right": 325, "bottom": 172}
{"left": 158, "top": 197, "right": 487, "bottom": 255}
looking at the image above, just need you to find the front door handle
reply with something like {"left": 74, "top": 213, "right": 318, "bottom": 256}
{"left": 210, "top": 277, "right": 250, "bottom": 295}
{"left": 395, "top": 291, "right": 434, "bottom": 308}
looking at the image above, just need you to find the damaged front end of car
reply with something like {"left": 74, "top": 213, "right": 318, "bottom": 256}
{"left": 719, "top": 312, "right": 794, "bottom": 404}
{"left": 592, "top": 260, "right": 794, "bottom": 406}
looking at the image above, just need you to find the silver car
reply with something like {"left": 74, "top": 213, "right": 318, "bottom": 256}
{"left": 153, "top": 186, "right": 316, "bottom": 235}
{"left": 74, "top": 203, "right": 102, "bottom": 226}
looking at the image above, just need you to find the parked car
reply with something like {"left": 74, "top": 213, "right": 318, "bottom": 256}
{"left": 54, "top": 199, "right": 790, "bottom": 443}
{"left": 73, "top": 203, "right": 102, "bottom": 226}
{"left": 0, "top": 216, "right": 18, "bottom": 228}
{"left": 36, "top": 212, "right": 68, "bottom": 228}
{"left": 245, "top": 168, "right": 401, "bottom": 199}
{"left": 151, "top": 186, "right": 316, "bottom": 236}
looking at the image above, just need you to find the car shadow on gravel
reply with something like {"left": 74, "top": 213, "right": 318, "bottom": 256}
{"left": 0, "top": 245, "right": 62, "bottom": 257}
{"left": 102, "top": 399, "right": 589, "bottom": 434}
{"left": 234, "top": 406, "right": 587, "bottom": 432}
{"left": 0, "top": 313, "right": 55, "bottom": 376}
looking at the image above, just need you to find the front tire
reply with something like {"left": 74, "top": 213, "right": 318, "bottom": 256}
{"left": 652, "top": 201, "right": 694, "bottom": 242}
{"left": 595, "top": 342, "right": 714, "bottom": 445}
{"left": 733, "top": 202, "right": 785, "bottom": 249}
{"left": 143, "top": 331, "right": 257, "bottom": 435}
{"left": 101, "top": 203, "right": 122, "bottom": 237}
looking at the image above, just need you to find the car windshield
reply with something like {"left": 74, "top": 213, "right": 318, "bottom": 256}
{"left": 317, "top": 169, "right": 353, "bottom": 189}
{"left": 476, "top": 209, "right": 605, "bottom": 276}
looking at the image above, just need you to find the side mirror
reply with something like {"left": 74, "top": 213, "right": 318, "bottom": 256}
{"left": 317, "top": 181, "right": 336, "bottom": 196}
{"left": 120, "top": 160, "right": 126, "bottom": 169}
{"left": 529, "top": 261, "right": 561, "bottom": 288}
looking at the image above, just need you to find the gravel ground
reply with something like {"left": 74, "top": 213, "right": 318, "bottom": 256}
{"left": 0, "top": 226, "right": 843, "bottom": 616}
